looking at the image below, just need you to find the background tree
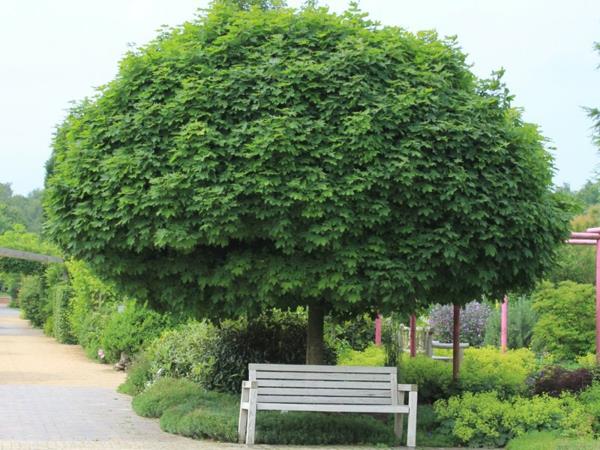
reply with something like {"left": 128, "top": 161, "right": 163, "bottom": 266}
{"left": 45, "top": 2, "right": 569, "bottom": 363}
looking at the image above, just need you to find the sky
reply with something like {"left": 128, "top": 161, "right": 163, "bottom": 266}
{"left": 1, "top": 0, "right": 599, "bottom": 195}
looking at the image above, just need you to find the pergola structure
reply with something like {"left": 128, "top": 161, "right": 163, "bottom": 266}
{"left": 566, "top": 227, "right": 600, "bottom": 364}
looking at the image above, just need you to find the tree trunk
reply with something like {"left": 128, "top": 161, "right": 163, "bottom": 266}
{"left": 453, "top": 303, "right": 461, "bottom": 381}
{"left": 306, "top": 303, "right": 325, "bottom": 364}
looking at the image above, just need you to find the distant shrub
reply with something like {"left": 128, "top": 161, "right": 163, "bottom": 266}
{"left": 100, "top": 300, "right": 169, "bottom": 362}
{"left": 146, "top": 320, "right": 217, "bottom": 384}
{"left": 532, "top": 281, "right": 595, "bottom": 360}
{"left": 529, "top": 366, "right": 593, "bottom": 397}
{"left": 338, "top": 344, "right": 385, "bottom": 366}
{"left": 459, "top": 347, "right": 536, "bottom": 397}
{"left": 18, "top": 275, "right": 47, "bottom": 327}
{"left": 484, "top": 295, "right": 537, "bottom": 349}
{"left": 428, "top": 301, "right": 491, "bottom": 346}
{"left": 118, "top": 352, "right": 153, "bottom": 396}
{"left": 398, "top": 355, "right": 453, "bottom": 403}
{"left": 50, "top": 282, "right": 75, "bottom": 344}
{"left": 326, "top": 313, "right": 375, "bottom": 352}
{"left": 434, "top": 391, "right": 593, "bottom": 447}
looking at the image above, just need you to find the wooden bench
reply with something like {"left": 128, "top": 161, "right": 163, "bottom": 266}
{"left": 238, "top": 364, "right": 418, "bottom": 447}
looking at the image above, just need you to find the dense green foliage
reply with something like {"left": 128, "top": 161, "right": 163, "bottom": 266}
{"left": 46, "top": 2, "right": 568, "bottom": 323}
{"left": 17, "top": 274, "right": 47, "bottom": 327}
{"left": 398, "top": 355, "right": 454, "bottom": 403}
{"left": 532, "top": 281, "right": 595, "bottom": 360}
{"left": 506, "top": 430, "right": 600, "bottom": 450}
{"left": 484, "top": 295, "right": 537, "bottom": 349}
{"left": 124, "top": 311, "right": 337, "bottom": 394}
{"left": 434, "top": 391, "right": 592, "bottom": 447}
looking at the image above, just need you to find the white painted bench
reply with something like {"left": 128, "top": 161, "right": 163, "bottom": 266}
{"left": 238, "top": 364, "right": 418, "bottom": 447}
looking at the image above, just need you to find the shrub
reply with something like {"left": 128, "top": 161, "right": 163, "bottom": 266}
{"left": 459, "top": 347, "right": 536, "bottom": 397}
{"left": 428, "top": 301, "right": 491, "bottom": 346}
{"left": 118, "top": 352, "right": 153, "bottom": 396}
{"left": 398, "top": 355, "right": 453, "bottom": 403}
{"left": 484, "top": 295, "right": 537, "bottom": 349}
{"left": 206, "top": 311, "right": 337, "bottom": 393}
{"left": 146, "top": 320, "right": 217, "bottom": 384}
{"left": 100, "top": 300, "right": 169, "bottom": 362}
{"left": 532, "top": 281, "right": 595, "bottom": 360}
{"left": 338, "top": 344, "right": 385, "bottom": 366}
{"left": 434, "top": 391, "right": 593, "bottom": 447}
{"left": 326, "top": 313, "right": 375, "bottom": 352}
{"left": 579, "top": 382, "right": 600, "bottom": 436}
{"left": 50, "top": 282, "right": 75, "bottom": 344}
{"left": 18, "top": 274, "right": 47, "bottom": 327}
{"left": 530, "top": 366, "right": 593, "bottom": 397}
{"left": 134, "top": 377, "right": 397, "bottom": 446}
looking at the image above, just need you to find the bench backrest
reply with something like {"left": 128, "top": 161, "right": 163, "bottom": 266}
{"left": 248, "top": 363, "right": 397, "bottom": 406}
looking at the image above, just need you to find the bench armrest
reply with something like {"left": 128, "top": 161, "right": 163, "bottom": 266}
{"left": 397, "top": 383, "right": 418, "bottom": 392}
{"left": 242, "top": 381, "right": 257, "bottom": 389}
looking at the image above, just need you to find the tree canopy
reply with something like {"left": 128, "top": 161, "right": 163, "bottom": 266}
{"left": 45, "top": 2, "right": 569, "bottom": 322}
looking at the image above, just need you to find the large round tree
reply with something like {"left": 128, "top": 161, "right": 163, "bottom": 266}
{"left": 46, "top": 1, "right": 569, "bottom": 363}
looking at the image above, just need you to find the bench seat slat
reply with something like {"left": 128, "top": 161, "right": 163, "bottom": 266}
{"left": 256, "top": 380, "right": 391, "bottom": 389}
{"left": 256, "top": 403, "right": 410, "bottom": 413}
{"left": 257, "top": 388, "right": 391, "bottom": 397}
{"left": 250, "top": 364, "right": 395, "bottom": 374}
{"left": 255, "top": 371, "right": 390, "bottom": 382}
{"left": 257, "top": 395, "right": 391, "bottom": 405}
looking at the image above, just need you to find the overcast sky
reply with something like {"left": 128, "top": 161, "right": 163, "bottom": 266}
{"left": 1, "top": 0, "right": 599, "bottom": 195}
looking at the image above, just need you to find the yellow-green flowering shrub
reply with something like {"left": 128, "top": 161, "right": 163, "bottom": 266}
{"left": 459, "top": 347, "right": 536, "bottom": 397}
{"left": 337, "top": 344, "right": 385, "bottom": 366}
{"left": 434, "top": 391, "right": 592, "bottom": 447}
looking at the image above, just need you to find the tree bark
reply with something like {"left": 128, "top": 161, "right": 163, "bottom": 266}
{"left": 453, "top": 303, "right": 461, "bottom": 381}
{"left": 306, "top": 303, "right": 325, "bottom": 364}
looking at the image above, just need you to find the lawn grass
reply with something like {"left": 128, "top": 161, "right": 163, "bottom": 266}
{"left": 507, "top": 431, "right": 600, "bottom": 450}
{"left": 130, "top": 377, "right": 452, "bottom": 447}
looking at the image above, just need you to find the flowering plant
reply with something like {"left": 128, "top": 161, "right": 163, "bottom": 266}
{"left": 428, "top": 301, "right": 491, "bottom": 346}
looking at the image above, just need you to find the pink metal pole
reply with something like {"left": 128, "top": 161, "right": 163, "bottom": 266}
{"left": 596, "top": 241, "right": 600, "bottom": 365}
{"left": 567, "top": 239, "right": 598, "bottom": 245}
{"left": 571, "top": 232, "right": 600, "bottom": 239}
{"left": 409, "top": 314, "right": 417, "bottom": 357}
{"left": 375, "top": 314, "right": 382, "bottom": 346}
{"left": 501, "top": 295, "right": 508, "bottom": 353}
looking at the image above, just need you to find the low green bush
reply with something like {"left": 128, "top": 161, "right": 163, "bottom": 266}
{"left": 506, "top": 431, "right": 600, "bottom": 450}
{"left": 398, "top": 355, "right": 453, "bottom": 403}
{"left": 118, "top": 352, "right": 153, "bottom": 396}
{"left": 146, "top": 320, "right": 217, "bottom": 384}
{"left": 579, "top": 382, "right": 600, "bottom": 436}
{"left": 434, "top": 391, "right": 593, "bottom": 447}
{"left": 338, "top": 343, "right": 385, "bottom": 366}
{"left": 532, "top": 281, "right": 595, "bottom": 361}
{"left": 18, "top": 274, "right": 47, "bottom": 327}
{"left": 326, "top": 313, "right": 375, "bottom": 352}
{"left": 50, "top": 282, "right": 75, "bottom": 344}
{"left": 459, "top": 347, "right": 536, "bottom": 397}
{"left": 100, "top": 300, "right": 168, "bottom": 362}
{"left": 133, "top": 378, "right": 398, "bottom": 446}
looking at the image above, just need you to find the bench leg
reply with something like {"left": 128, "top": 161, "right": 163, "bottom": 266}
{"left": 394, "top": 391, "right": 405, "bottom": 439}
{"left": 246, "top": 383, "right": 258, "bottom": 445}
{"left": 407, "top": 391, "right": 418, "bottom": 447}
{"left": 238, "top": 382, "right": 249, "bottom": 443}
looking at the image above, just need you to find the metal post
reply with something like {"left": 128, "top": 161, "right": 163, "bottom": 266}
{"left": 375, "top": 314, "right": 382, "bottom": 346}
{"left": 453, "top": 304, "right": 460, "bottom": 381}
{"left": 409, "top": 314, "right": 416, "bottom": 357}
{"left": 501, "top": 295, "right": 508, "bottom": 353}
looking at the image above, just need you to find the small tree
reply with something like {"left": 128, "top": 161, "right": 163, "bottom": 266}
{"left": 45, "top": 2, "right": 569, "bottom": 363}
